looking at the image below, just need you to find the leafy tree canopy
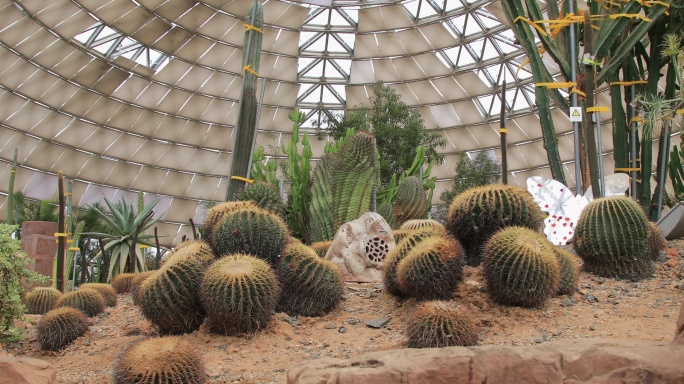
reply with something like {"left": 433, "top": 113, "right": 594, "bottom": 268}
{"left": 440, "top": 151, "right": 501, "bottom": 206}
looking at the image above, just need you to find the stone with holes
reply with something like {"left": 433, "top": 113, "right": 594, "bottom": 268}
{"left": 325, "top": 212, "right": 395, "bottom": 282}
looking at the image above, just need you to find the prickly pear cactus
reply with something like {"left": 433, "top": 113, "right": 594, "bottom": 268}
{"left": 573, "top": 197, "right": 655, "bottom": 280}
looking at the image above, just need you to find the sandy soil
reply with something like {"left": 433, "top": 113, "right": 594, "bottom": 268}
{"left": 3, "top": 241, "right": 683, "bottom": 384}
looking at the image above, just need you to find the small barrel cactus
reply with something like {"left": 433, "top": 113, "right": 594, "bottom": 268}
{"left": 200, "top": 254, "right": 279, "bottom": 335}
{"left": 406, "top": 300, "right": 478, "bottom": 348}
{"left": 384, "top": 231, "right": 436, "bottom": 298}
{"left": 391, "top": 229, "right": 416, "bottom": 244}
{"left": 396, "top": 236, "right": 465, "bottom": 300}
{"left": 80, "top": 283, "right": 117, "bottom": 307}
{"left": 483, "top": 227, "right": 560, "bottom": 307}
{"left": 112, "top": 273, "right": 136, "bottom": 294}
{"left": 37, "top": 307, "right": 89, "bottom": 350}
{"left": 24, "top": 287, "right": 62, "bottom": 315}
{"left": 55, "top": 288, "right": 106, "bottom": 317}
{"left": 647, "top": 221, "right": 666, "bottom": 261}
{"left": 309, "top": 240, "right": 332, "bottom": 258}
{"left": 140, "top": 241, "right": 214, "bottom": 334}
{"left": 130, "top": 271, "right": 155, "bottom": 307}
{"left": 202, "top": 201, "right": 257, "bottom": 247}
{"left": 399, "top": 219, "right": 447, "bottom": 236}
{"left": 553, "top": 247, "right": 580, "bottom": 295}
{"left": 447, "top": 184, "right": 543, "bottom": 266}
{"left": 114, "top": 337, "right": 205, "bottom": 384}
{"left": 235, "top": 181, "right": 282, "bottom": 214}
{"left": 209, "top": 205, "right": 289, "bottom": 267}
{"left": 278, "top": 243, "right": 343, "bottom": 317}
{"left": 573, "top": 197, "right": 655, "bottom": 280}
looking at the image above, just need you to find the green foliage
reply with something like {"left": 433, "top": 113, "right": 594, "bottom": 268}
{"left": 24, "top": 287, "right": 62, "bottom": 315}
{"left": 0, "top": 224, "right": 47, "bottom": 340}
{"left": 406, "top": 300, "right": 478, "bottom": 348}
{"left": 446, "top": 185, "right": 543, "bottom": 266}
{"left": 384, "top": 231, "right": 436, "bottom": 298}
{"left": 9, "top": 193, "right": 59, "bottom": 231}
{"left": 83, "top": 196, "right": 162, "bottom": 282}
{"left": 225, "top": 1, "right": 263, "bottom": 201}
{"left": 200, "top": 254, "right": 279, "bottom": 335}
{"left": 235, "top": 181, "right": 282, "bottom": 214}
{"left": 202, "top": 201, "right": 257, "bottom": 247}
{"left": 277, "top": 243, "right": 343, "bottom": 317}
{"left": 37, "top": 307, "right": 88, "bottom": 351}
{"left": 56, "top": 288, "right": 106, "bottom": 317}
{"left": 553, "top": 247, "right": 580, "bottom": 296}
{"left": 376, "top": 201, "right": 396, "bottom": 229}
{"left": 573, "top": 197, "right": 655, "bottom": 280}
{"left": 281, "top": 109, "right": 313, "bottom": 242}
{"left": 483, "top": 227, "right": 560, "bottom": 307}
{"left": 668, "top": 139, "right": 684, "bottom": 204}
{"left": 396, "top": 236, "right": 465, "bottom": 300}
{"left": 249, "top": 146, "right": 278, "bottom": 187}
{"left": 139, "top": 241, "right": 214, "bottom": 334}
{"left": 79, "top": 283, "right": 117, "bottom": 307}
{"left": 209, "top": 205, "right": 289, "bottom": 267}
{"left": 440, "top": 151, "right": 501, "bottom": 206}
{"left": 114, "top": 337, "right": 206, "bottom": 384}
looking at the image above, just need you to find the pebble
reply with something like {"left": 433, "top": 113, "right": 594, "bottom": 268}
{"left": 324, "top": 324, "right": 336, "bottom": 329}
{"left": 560, "top": 298, "right": 574, "bottom": 307}
{"left": 552, "top": 330, "right": 561, "bottom": 336}
{"left": 338, "top": 326, "right": 347, "bottom": 333}
{"left": 83, "top": 340, "right": 90, "bottom": 346}
{"left": 218, "top": 344, "right": 228, "bottom": 350}
{"left": 589, "top": 325, "right": 596, "bottom": 331}
{"left": 534, "top": 338, "right": 544, "bottom": 344}
{"left": 365, "top": 317, "right": 391, "bottom": 329}
{"left": 310, "top": 352, "right": 320, "bottom": 358}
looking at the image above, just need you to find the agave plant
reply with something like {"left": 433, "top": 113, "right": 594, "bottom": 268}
{"left": 83, "top": 195, "right": 161, "bottom": 282}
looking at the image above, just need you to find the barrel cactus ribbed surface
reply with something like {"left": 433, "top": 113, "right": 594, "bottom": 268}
{"left": 130, "top": 271, "right": 155, "bottom": 307}
{"left": 112, "top": 273, "right": 136, "bottom": 294}
{"left": 235, "top": 181, "right": 282, "bottom": 214}
{"left": 139, "top": 241, "right": 214, "bottom": 334}
{"left": 278, "top": 243, "right": 343, "bottom": 317}
{"left": 396, "top": 236, "right": 465, "bottom": 300}
{"left": 79, "top": 283, "right": 117, "bottom": 307}
{"left": 384, "top": 231, "right": 436, "bottom": 298}
{"left": 24, "top": 287, "right": 62, "bottom": 315}
{"left": 406, "top": 300, "right": 478, "bottom": 348}
{"left": 37, "top": 307, "right": 89, "bottom": 351}
{"left": 200, "top": 254, "right": 279, "bottom": 335}
{"left": 55, "top": 288, "right": 106, "bottom": 317}
{"left": 209, "top": 205, "right": 289, "bottom": 267}
{"left": 399, "top": 219, "right": 447, "bottom": 236}
{"left": 309, "top": 240, "right": 332, "bottom": 258}
{"left": 203, "top": 201, "right": 257, "bottom": 248}
{"left": 393, "top": 176, "right": 428, "bottom": 226}
{"left": 553, "top": 247, "right": 580, "bottom": 295}
{"left": 447, "top": 184, "right": 543, "bottom": 266}
{"left": 483, "top": 227, "right": 559, "bottom": 307}
{"left": 376, "top": 201, "right": 396, "bottom": 229}
{"left": 308, "top": 154, "right": 336, "bottom": 243}
{"left": 573, "top": 197, "right": 655, "bottom": 280}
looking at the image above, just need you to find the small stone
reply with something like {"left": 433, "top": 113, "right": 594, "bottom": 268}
{"left": 552, "top": 330, "right": 561, "bottom": 336}
{"left": 310, "top": 352, "right": 320, "bottom": 358}
{"left": 262, "top": 357, "right": 269, "bottom": 362}
{"left": 594, "top": 313, "right": 600, "bottom": 318}
{"left": 534, "top": 338, "right": 544, "bottom": 344}
{"left": 597, "top": 277, "right": 606, "bottom": 284}
{"left": 346, "top": 318, "right": 360, "bottom": 325}
{"left": 218, "top": 343, "right": 228, "bottom": 351}
{"left": 586, "top": 294, "right": 599, "bottom": 303}
{"left": 589, "top": 325, "right": 596, "bottom": 331}
{"left": 365, "top": 317, "right": 391, "bottom": 329}
{"left": 560, "top": 298, "right": 573, "bottom": 307}
{"left": 289, "top": 317, "right": 301, "bottom": 327}
{"left": 83, "top": 340, "right": 90, "bottom": 346}
{"left": 338, "top": 326, "right": 347, "bottom": 333}
{"left": 324, "top": 324, "right": 336, "bottom": 329}
{"left": 293, "top": 330, "right": 301, "bottom": 334}
{"left": 300, "top": 340, "right": 311, "bottom": 346}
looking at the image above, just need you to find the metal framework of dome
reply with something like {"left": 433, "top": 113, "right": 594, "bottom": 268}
{"left": 0, "top": 0, "right": 679, "bottom": 245}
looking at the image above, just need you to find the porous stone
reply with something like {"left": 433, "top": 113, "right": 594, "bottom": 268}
{"left": 287, "top": 339, "right": 684, "bottom": 384}
{"left": 325, "top": 212, "right": 395, "bottom": 282}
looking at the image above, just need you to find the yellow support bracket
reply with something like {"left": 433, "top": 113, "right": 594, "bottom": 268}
{"left": 231, "top": 176, "right": 254, "bottom": 184}
{"left": 610, "top": 80, "right": 647, "bottom": 86}
{"left": 499, "top": 128, "right": 508, "bottom": 134}
{"left": 243, "top": 65, "right": 259, "bottom": 77}
{"left": 535, "top": 81, "right": 576, "bottom": 88}
{"left": 586, "top": 106, "right": 609, "bottom": 112}
{"left": 242, "top": 23, "right": 263, "bottom": 34}
{"left": 615, "top": 167, "right": 641, "bottom": 172}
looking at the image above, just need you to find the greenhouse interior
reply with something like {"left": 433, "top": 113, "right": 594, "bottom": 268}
{"left": 0, "top": 0, "right": 683, "bottom": 383}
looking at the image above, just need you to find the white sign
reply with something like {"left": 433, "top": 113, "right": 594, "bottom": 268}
{"left": 569, "top": 107, "right": 583, "bottom": 122}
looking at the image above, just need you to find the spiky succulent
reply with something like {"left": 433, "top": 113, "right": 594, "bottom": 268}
{"left": 202, "top": 201, "right": 257, "bottom": 248}
{"left": 80, "top": 283, "right": 117, "bottom": 307}
{"left": 446, "top": 184, "right": 543, "bottom": 266}
{"left": 55, "top": 288, "right": 106, "bottom": 317}
{"left": 114, "top": 337, "right": 206, "bottom": 384}
{"left": 278, "top": 243, "right": 343, "bottom": 317}
{"left": 399, "top": 219, "right": 447, "bottom": 236}
{"left": 309, "top": 241, "right": 332, "bottom": 258}
{"left": 573, "top": 197, "right": 655, "bottom": 280}
{"left": 139, "top": 241, "right": 214, "bottom": 334}
{"left": 130, "top": 271, "right": 155, "bottom": 307}
{"left": 393, "top": 176, "right": 428, "bottom": 226}
{"left": 112, "top": 273, "right": 136, "bottom": 294}
{"left": 24, "top": 287, "right": 62, "bottom": 315}
{"left": 406, "top": 300, "right": 478, "bottom": 348}
{"left": 396, "top": 236, "right": 465, "bottom": 300}
{"left": 384, "top": 231, "right": 436, "bottom": 298}
{"left": 553, "top": 247, "right": 580, "bottom": 295}
{"left": 209, "top": 205, "right": 289, "bottom": 267}
{"left": 235, "top": 181, "right": 282, "bottom": 214}
{"left": 37, "top": 307, "right": 89, "bottom": 351}
{"left": 647, "top": 221, "right": 666, "bottom": 261}
{"left": 200, "top": 254, "right": 279, "bottom": 335}
{"left": 483, "top": 227, "right": 560, "bottom": 307}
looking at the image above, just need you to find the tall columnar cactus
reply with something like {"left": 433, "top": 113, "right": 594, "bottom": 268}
{"left": 573, "top": 197, "right": 655, "bottom": 280}
{"left": 37, "top": 307, "right": 89, "bottom": 351}
{"left": 332, "top": 132, "right": 376, "bottom": 230}
{"left": 209, "top": 205, "right": 289, "bottom": 267}
{"left": 24, "top": 287, "right": 62, "bottom": 315}
{"left": 396, "top": 236, "right": 465, "bottom": 300}
{"left": 277, "top": 243, "right": 343, "bottom": 317}
{"left": 308, "top": 154, "right": 336, "bottom": 243}
{"left": 225, "top": 1, "right": 263, "bottom": 201}
{"left": 139, "top": 241, "right": 214, "bottom": 334}
{"left": 446, "top": 185, "right": 543, "bottom": 266}
{"left": 483, "top": 227, "right": 560, "bottom": 307}
{"left": 200, "top": 254, "right": 279, "bottom": 335}
{"left": 375, "top": 201, "right": 396, "bottom": 229}
{"left": 392, "top": 176, "right": 428, "bottom": 226}
{"left": 282, "top": 109, "right": 313, "bottom": 242}
{"left": 405, "top": 300, "right": 478, "bottom": 348}
{"left": 114, "top": 337, "right": 206, "bottom": 384}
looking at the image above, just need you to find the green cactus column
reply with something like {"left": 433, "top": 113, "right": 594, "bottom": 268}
{"left": 225, "top": 2, "right": 263, "bottom": 201}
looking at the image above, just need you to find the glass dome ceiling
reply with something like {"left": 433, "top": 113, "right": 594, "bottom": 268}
{"left": 0, "top": 0, "right": 634, "bottom": 245}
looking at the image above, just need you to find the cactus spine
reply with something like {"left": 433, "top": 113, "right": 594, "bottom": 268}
{"left": 235, "top": 181, "right": 282, "bottom": 214}
{"left": 37, "top": 307, "right": 89, "bottom": 351}
{"left": 553, "top": 247, "right": 580, "bottom": 295}
{"left": 393, "top": 176, "right": 428, "bottom": 226}
{"left": 573, "top": 197, "right": 655, "bottom": 279}
{"left": 308, "top": 154, "right": 336, "bottom": 243}
{"left": 114, "top": 337, "right": 206, "bottom": 384}
{"left": 112, "top": 273, "right": 136, "bottom": 294}
{"left": 55, "top": 288, "right": 106, "bottom": 317}
{"left": 24, "top": 287, "right": 62, "bottom": 315}
{"left": 406, "top": 300, "right": 478, "bottom": 348}
{"left": 483, "top": 227, "right": 560, "bottom": 307}
{"left": 79, "top": 283, "right": 117, "bottom": 307}
{"left": 384, "top": 231, "right": 435, "bottom": 298}
{"left": 399, "top": 219, "right": 447, "bottom": 236}
{"left": 226, "top": 1, "right": 263, "bottom": 201}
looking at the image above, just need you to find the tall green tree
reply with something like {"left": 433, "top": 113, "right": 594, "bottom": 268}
{"left": 440, "top": 151, "right": 501, "bottom": 205}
